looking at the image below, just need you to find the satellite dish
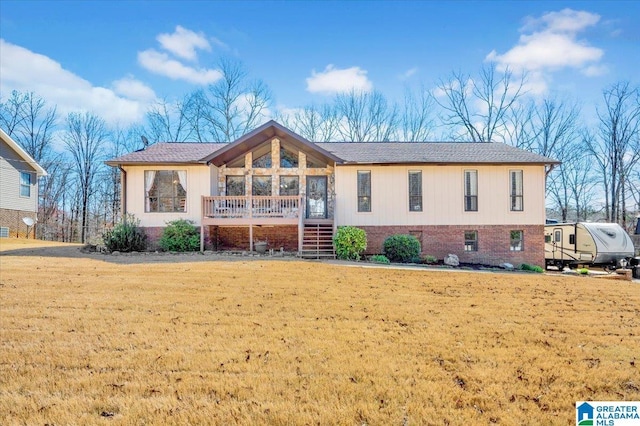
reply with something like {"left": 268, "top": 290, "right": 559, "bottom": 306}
{"left": 141, "top": 135, "right": 149, "bottom": 148}
{"left": 22, "top": 217, "right": 35, "bottom": 239}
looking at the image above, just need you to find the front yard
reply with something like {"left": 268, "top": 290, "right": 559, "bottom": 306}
{"left": 1, "top": 238, "right": 638, "bottom": 424}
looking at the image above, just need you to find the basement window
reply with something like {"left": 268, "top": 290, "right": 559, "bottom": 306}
{"left": 510, "top": 230, "right": 524, "bottom": 251}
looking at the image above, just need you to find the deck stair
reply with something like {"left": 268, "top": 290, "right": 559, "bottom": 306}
{"left": 299, "top": 221, "right": 335, "bottom": 259}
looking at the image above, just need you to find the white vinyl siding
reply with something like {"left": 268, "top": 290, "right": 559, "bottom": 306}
{"left": 123, "top": 164, "right": 213, "bottom": 227}
{"left": 334, "top": 165, "right": 545, "bottom": 226}
{"left": 0, "top": 140, "right": 38, "bottom": 212}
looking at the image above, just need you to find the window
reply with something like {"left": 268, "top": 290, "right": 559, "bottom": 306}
{"left": 357, "top": 171, "right": 371, "bottom": 212}
{"left": 279, "top": 176, "right": 299, "bottom": 196}
{"left": 252, "top": 176, "right": 272, "bottom": 196}
{"left": 226, "top": 176, "right": 245, "bottom": 196}
{"left": 145, "top": 170, "right": 186, "bottom": 213}
{"left": 252, "top": 152, "right": 272, "bottom": 168}
{"left": 280, "top": 147, "right": 298, "bottom": 168}
{"left": 464, "top": 170, "right": 478, "bottom": 211}
{"left": 554, "top": 230, "right": 561, "bottom": 242}
{"left": 464, "top": 231, "right": 478, "bottom": 251}
{"left": 510, "top": 170, "right": 523, "bottom": 211}
{"left": 20, "top": 172, "right": 31, "bottom": 197}
{"left": 510, "top": 230, "right": 524, "bottom": 251}
{"left": 408, "top": 171, "right": 422, "bottom": 212}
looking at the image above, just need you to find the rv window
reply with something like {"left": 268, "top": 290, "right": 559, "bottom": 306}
{"left": 545, "top": 235, "right": 551, "bottom": 243}
{"left": 554, "top": 230, "right": 561, "bottom": 242}
{"left": 569, "top": 234, "right": 575, "bottom": 245}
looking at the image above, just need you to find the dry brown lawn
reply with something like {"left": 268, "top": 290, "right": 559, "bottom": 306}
{"left": 0, "top": 238, "right": 638, "bottom": 425}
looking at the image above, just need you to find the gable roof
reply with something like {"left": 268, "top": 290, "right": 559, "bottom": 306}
{"left": 316, "top": 142, "right": 559, "bottom": 165}
{"left": 105, "top": 121, "right": 559, "bottom": 167}
{"left": 105, "top": 142, "right": 227, "bottom": 166}
{"left": 0, "top": 128, "right": 47, "bottom": 176}
{"left": 202, "top": 120, "right": 342, "bottom": 167}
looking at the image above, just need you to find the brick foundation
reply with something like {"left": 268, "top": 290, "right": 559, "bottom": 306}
{"left": 213, "top": 225, "right": 299, "bottom": 251}
{"left": 0, "top": 208, "right": 37, "bottom": 238}
{"left": 142, "top": 225, "right": 214, "bottom": 251}
{"left": 359, "top": 224, "right": 545, "bottom": 267}
{"left": 142, "top": 225, "right": 299, "bottom": 252}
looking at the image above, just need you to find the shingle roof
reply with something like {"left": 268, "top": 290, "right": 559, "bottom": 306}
{"left": 106, "top": 142, "right": 227, "bottom": 165}
{"left": 106, "top": 140, "right": 558, "bottom": 166}
{"left": 316, "top": 142, "right": 559, "bottom": 165}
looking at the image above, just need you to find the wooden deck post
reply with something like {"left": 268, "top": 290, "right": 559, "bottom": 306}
{"left": 249, "top": 224, "right": 253, "bottom": 252}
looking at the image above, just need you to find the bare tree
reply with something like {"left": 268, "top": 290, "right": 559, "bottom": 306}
{"left": 201, "top": 57, "right": 272, "bottom": 142}
{"left": 586, "top": 82, "right": 640, "bottom": 226}
{"left": 275, "top": 103, "right": 341, "bottom": 142}
{"left": 400, "top": 87, "right": 436, "bottom": 141}
{"left": 335, "top": 90, "right": 399, "bottom": 142}
{"left": 146, "top": 95, "right": 196, "bottom": 143}
{"left": 63, "top": 112, "right": 109, "bottom": 243}
{"left": 435, "top": 64, "right": 526, "bottom": 142}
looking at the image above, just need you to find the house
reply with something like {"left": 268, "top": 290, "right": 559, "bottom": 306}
{"left": 106, "top": 120, "right": 559, "bottom": 266}
{"left": 0, "top": 128, "right": 47, "bottom": 238}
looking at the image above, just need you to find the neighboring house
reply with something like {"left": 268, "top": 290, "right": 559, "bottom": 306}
{"left": 0, "top": 128, "right": 47, "bottom": 238}
{"left": 106, "top": 121, "right": 559, "bottom": 266}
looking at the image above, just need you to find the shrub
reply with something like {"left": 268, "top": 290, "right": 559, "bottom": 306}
{"left": 520, "top": 263, "right": 544, "bottom": 273}
{"left": 370, "top": 254, "right": 390, "bottom": 264}
{"left": 383, "top": 234, "right": 421, "bottom": 263}
{"left": 577, "top": 268, "right": 589, "bottom": 275}
{"left": 159, "top": 219, "right": 200, "bottom": 252}
{"left": 333, "top": 226, "right": 367, "bottom": 261}
{"left": 422, "top": 255, "right": 438, "bottom": 264}
{"left": 102, "top": 214, "right": 147, "bottom": 252}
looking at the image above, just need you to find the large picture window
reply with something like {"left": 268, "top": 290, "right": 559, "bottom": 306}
{"left": 20, "top": 172, "right": 31, "bottom": 197}
{"left": 279, "top": 176, "right": 299, "bottom": 196}
{"left": 408, "top": 171, "right": 422, "bottom": 212}
{"left": 226, "top": 176, "right": 245, "bottom": 196}
{"left": 464, "top": 170, "right": 478, "bottom": 212}
{"left": 252, "top": 176, "right": 272, "bottom": 196}
{"left": 510, "top": 170, "right": 523, "bottom": 211}
{"left": 357, "top": 171, "right": 371, "bottom": 212}
{"left": 145, "top": 170, "right": 187, "bottom": 212}
{"left": 280, "top": 147, "right": 298, "bottom": 168}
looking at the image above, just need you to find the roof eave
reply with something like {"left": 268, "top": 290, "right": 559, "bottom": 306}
{"left": 0, "top": 128, "right": 48, "bottom": 176}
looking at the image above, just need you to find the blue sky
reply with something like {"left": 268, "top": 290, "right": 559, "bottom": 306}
{"left": 1, "top": 1, "right": 638, "bottom": 128}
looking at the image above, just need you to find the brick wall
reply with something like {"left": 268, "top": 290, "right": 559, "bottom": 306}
{"left": 359, "top": 224, "right": 545, "bottom": 267}
{"left": 213, "top": 225, "right": 298, "bottom": 251}
{"left": 142, "top": 225, "right": 214, "bottom": 251}
{"left": 0, "top": 208, "right": 37, "bottom": 238}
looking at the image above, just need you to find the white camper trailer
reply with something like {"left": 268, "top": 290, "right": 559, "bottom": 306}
{"left": 544, "top": 222, "right": 634, "bottom": 270}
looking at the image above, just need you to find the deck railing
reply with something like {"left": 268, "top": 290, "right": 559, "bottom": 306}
{"left": 202, "top": 196, "right": 300, "bottom": 219}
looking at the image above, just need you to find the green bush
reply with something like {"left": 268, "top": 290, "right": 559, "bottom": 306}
{"left": 520, "top": 263, "right": 544, "bottom": 273}
{"left": 383, "top": 234, "right": 421, "bottom": 263}
{"left": 370, "top": 254, "right": 390, "bottom": 264}
{"left": 159, "top": 219, "right": 200, "bottom": 252}
{"left": 577, "top": 268, "right": 589, "bottom": 275}
{"left": 333, "top": 226, "right": 367, "bottom": 261}
{"left": 102, "top": 214, "right": 147, "bottom": 252}
{"left": 422, "top": 255, "right": 438, "bottom": 264}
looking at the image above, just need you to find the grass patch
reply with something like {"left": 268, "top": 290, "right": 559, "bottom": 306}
{"left": 1, "top": 239, "right": 639, "bottom": 424}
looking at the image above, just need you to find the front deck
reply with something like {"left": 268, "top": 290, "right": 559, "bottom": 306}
{"left": 201, "top": 195, "right": 301, "bottom": 226}
{"left": 200, "top": 196, "right": 335, "bottom": 257}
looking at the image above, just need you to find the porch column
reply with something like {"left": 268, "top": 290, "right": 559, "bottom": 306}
{"left": 249, "top": 224, "right": 253, "bottom": 252}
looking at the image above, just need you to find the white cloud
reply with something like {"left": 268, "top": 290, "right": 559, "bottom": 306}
{"left": 400, "top": 67, "right": 418, "bottom": 80}
{"left": 306, "top": 65, "right": 373, "bottom": 94}
{"left": 0, "top": 39, "right": 150, "bottom": 126}
{"left": 486, "top": 8, "right": 605, "bottom": 91}
{"left": 157, "top": 25, "right": 211, "bottom": 61}
{"left": 113, "top": 76, "right": 157, "bottom": 101}
{"left": 581, "top": 64, "right": 608, "bottom": 77}
{"left": 138, "top": 49, "right": 222, "bottom": 85}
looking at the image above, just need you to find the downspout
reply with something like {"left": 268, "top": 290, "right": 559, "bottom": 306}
{"left": 118, "top": 166, "right": 127, "bottom": 217}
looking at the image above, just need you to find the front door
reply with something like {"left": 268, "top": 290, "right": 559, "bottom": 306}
{"left": 306, "top": 176, "right": 327, "bottom": 219}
